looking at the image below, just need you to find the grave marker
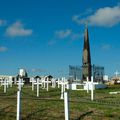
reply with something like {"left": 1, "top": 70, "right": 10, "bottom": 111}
{"left": 91, "top": 76, "right": 94, "bottom": 101}
{"left": 17, "top": 78, "right": 24, "bottom": 91}
{"left": 17, "top": 90, "right": 21, "bottom": 120}
{"left": 87, "top": 77, "right": 89, "bottom": 93}
{"left": 4, "top": 78, "right": 7, "bottom": 93}
{"left": 64, "top": 92, "right": 69, "bottom": 120}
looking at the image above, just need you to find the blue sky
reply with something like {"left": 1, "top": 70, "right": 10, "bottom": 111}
{"left": 0, "top": 0, "right": 120, "bottom": 77}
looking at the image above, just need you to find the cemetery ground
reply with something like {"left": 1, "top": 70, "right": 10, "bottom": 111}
{"left": 1, "top": 85, "right": 120, "bottom": 120}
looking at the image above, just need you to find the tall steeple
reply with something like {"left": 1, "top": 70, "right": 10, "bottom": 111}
{"left": 82, "top": 24, "right": 91, "bottom": 81}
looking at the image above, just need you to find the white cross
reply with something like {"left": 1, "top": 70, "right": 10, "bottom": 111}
{"left": 4, "top": 79, "right": 7, "bottom": 93}
{"left": 17, "top": 78, "right": 24, "bottom": 91}
{"left": 57, "top": 78, "right": 60, "bottom": 88}
{"left": 33, "top": 78, "right": 42, "bottom": 97}
{"left": 17, "top": 90, "right": 21, "bottom": 120}
{"left": 60, "top": 77, "right": 67, "bottom": 99}
{"left": 8, "top": 76, "right": 13, "bottom": 87}
{"left": 86, "top": 77, "right": 89, "bottom": 93}
{"left": 30, "top": 77, "right": 36, "bottom": 91}
{"left": 91, "top": 76, "right": 94, "bottom": 101}
{"left": 43, "top": 77, "right": 51, "bottom": 91}
{"left": 1, "top": 78, "right": 8, "bottom": 93}
{"left": 47, "top": 77, "right": 49, "bottom": 91}
{"left": 51, "top": 78, "right": 56, "bottom": 88}
{"left": 64, "top": 92, "right": 69, "bottom": 120}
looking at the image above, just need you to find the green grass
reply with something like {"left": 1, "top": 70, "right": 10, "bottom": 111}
{"left": 1, "top": 84, "right": 120, "bottom": 119}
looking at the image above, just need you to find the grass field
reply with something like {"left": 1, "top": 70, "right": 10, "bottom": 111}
{"left": 1, "top": 84, "right": 120, "bottom": 120}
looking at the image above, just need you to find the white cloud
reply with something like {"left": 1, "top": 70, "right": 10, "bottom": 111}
{"left": 72, "top": 8, "right": 93, "bottom": 25}
{"left": 0, "top": 19, "right": 6, "bottom": 26}
{"left": 73, "top": 4, "right": 120, "bottom": 27}
{"left": 0, "top": 46, "right": 8, "bottom": 52}
{"left": 101, "top": 44, "right": 111, "bottom": 50}
{"left": 71, "top": 33, "right": 83, "bottom": 41}
{"left": 5, "top": 21, "right": 33, "bottom": 37}
{"left": 55, "top": 29, "right": 72, "bottom": 39}
{"left": 48, "top": 29, "right": 82, "bottom": 45}
{"left": 48, "top": 40, "right": 56, "bottom": 46}
{"left": 29, "top": 68, "right": 46, "bottom": 73}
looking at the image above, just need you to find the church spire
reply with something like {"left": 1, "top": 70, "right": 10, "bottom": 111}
{"left": 82, "top": 24, "right": 91, "bottom": 81}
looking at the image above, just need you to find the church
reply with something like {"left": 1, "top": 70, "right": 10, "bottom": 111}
{"left": 69, "top": 25, "right": 104, "bottom": 82}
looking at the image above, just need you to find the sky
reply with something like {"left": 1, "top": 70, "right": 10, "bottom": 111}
{"left": 0, "top": 0, "right": 120, "bottom": 77}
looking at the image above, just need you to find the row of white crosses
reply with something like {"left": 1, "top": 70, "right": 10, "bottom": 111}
{"left": 31, "top": 76, "right": 69, "bottom": 99}
{"left": 43, "top": 77, "right": 51, "bottom": 91}
{"left": 1, "top": 78, "right": 8, "bottom": 93}
{"left": 30, "top": 77, "right": 41, "bottom": 97}
{"left": 0, "top": 76, "right": 24, "bottom": 93}
{"left": 30, "top": 76, "right": 52, "bottom": 97}
{"left": 0, "top": 77, "right": 13, "bottom": 93}
{"left": 16, "top": 77, "right": 69, "bottom": 120}
{"left": 16, "top": 76, "right": 93, "bottom": 120}
{"left": 63, "top": 76, "right": 94, "bottom": 120}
